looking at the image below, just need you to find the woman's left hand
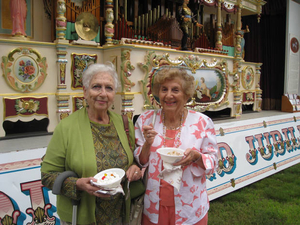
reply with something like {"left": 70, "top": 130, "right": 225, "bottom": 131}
{"left": 76, "top": 177, "right": 111, "bottom": 198}
{"left": 126, "top": 165, "right": 142, "bottom": 182}
{"left": 173, "top": 148, "right": 201, "bottom": 167}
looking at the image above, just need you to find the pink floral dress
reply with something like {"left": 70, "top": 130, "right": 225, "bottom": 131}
{"left": 134, "top": 109, "right": 218, "bottom": 224}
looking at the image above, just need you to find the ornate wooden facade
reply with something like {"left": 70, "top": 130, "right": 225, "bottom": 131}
{"left": 0, "top": 0, "right": 266, "bottom": 137}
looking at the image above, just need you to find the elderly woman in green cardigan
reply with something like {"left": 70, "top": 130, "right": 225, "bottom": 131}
{"left": 41, "top": 63, "right": 142, "bottom": 225}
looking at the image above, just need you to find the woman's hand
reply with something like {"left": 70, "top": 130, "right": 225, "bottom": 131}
{"left": 173, "top": 148, "right": 204, "bottom": 168}
{"left": 76, "top": 177, "right": 110, "bottom": 198}
{"left": 139, "top": 124, "right": 157, "bottom": 165}
{"left": 143, "top": 124, "right": 157, "bottom": 145}
{"left": 126, "top": 165, "right": 142, "bottom": 182}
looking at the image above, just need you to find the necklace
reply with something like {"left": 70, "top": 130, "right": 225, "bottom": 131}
{"left": 162, "top": 110, "right": 185, "bottom": 147}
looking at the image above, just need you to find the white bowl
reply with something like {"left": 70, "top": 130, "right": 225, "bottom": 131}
{"left": 156, "top": 147, "right": 185, "bottom": 164}
{"left": 93, "top": 168, "right": 125, "bottom": 189}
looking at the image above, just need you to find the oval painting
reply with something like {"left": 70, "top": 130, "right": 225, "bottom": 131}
{"left": 14, "top": 56, "right": 39, "bottom": 83}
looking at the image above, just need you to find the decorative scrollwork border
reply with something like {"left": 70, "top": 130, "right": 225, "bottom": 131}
{"left": 1, "top": 47, "right": 48, "bottom": 93}
{"left": 139, "top": 52, "right": 230, "bottom": 112}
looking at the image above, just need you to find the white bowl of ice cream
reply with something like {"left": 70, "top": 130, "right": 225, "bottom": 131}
{"left": 157, "top": 147, "right": 185, "bottom": 164}
{"left": 93, "top": 168, "right": 125, "bottom": 189}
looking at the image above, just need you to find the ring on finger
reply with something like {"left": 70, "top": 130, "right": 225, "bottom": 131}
{"left": 147, "top": 134, "right": 150, "bottom": 138}
{"left": 135, "top": 171, "right": 138, "bottom": 174}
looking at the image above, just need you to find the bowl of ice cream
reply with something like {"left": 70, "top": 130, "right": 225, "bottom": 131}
{"left": 157, "top": 147, "right": 185, "bottom": 164}
{"left": 93, "top": 168, "right": 125, "bottom": 189}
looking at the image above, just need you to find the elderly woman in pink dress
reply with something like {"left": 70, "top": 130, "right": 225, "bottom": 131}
{"left": 10, "top": 0, "right": 27, "bottom": 36}
{"left": 134, "top": 68, "right": 218, "bottom": 225}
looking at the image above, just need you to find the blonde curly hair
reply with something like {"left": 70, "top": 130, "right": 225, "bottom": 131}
{"left": 152, "top": 67, "right": 195, "bottom": 100}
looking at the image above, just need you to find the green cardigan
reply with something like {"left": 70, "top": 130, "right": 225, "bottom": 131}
{"left": 41, "top": 108, "right": 135, "bottom": 224}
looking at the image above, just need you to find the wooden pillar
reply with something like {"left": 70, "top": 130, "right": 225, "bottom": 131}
{"left": 255, "top": 63, "right": 263, "bottom": 111}
{"left": 215, "top": 0, "right": 223, "bottom": 50}
{"left": 105, "top": 0, "right": 115, "bottom": 45}
{"left": 55, "top": 0, "right": 70, "bottom": 121}
{"left": 120, "top": 49, "right": 136, "bottom": 118}
{"left": 234, "top": 0, "right": 242, "bottom": 60}
{"left": 56, "top": 0, "right": 67, "bottom": 40}
{"left": 232, "top": 61, "right": 242, "bottom": 118}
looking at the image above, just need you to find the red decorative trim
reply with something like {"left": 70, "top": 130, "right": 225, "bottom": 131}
{"left": 215, "top": 117, "right": 296, "bottom": 136}
{"left": 0, "top": 158, "right": 42, "bottom": 172}
{"left": 199, "top": 0, "right": 218, "bottom": 7}
{"left": 208, "top": 154, "right": 300, "bottom": 196}
{"left": 4, "top": 97, "right": 48, "bottom": 119}
{"left": 222, "top": 3, "right": 237, "bottom": 13}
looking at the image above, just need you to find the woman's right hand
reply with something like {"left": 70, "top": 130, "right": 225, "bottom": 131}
{"left": 142, "top": 124, "right": 157, "bottom": 145}
{"left": 139, "top": 124, "right": 157, "bottom": 165}
{"left": 76, "top": 177, "right": 110, "bottom": 198}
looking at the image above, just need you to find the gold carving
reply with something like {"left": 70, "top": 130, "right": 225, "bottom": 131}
{"left": 241, "top": 66, "right": 254, "bottom": 89}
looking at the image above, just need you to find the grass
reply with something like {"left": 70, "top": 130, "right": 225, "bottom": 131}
{"left": 208, "top": 163, "right": 300, "bottom": 225}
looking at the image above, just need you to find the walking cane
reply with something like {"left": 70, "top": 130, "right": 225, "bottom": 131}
{"left": 52, "top": 171, "right": 79, "bottom": 225}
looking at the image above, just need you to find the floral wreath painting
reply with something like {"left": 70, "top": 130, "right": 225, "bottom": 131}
{"left": 1, "top": 48, "right": 47, "bottom": 92}
{"left": 71, "top": 53, "right": 97, "bottom": 89}
{"left": 241, "top": 66, "right": 254, "bottom": 90}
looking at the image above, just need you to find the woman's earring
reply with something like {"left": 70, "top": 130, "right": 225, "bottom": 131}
{"left": 112, "top": 104, "right": 115, "bottom": 110}
{"left": 84, "top": 99, "right": 89, "bottom": 108}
